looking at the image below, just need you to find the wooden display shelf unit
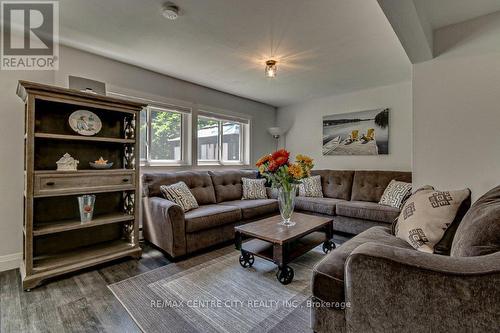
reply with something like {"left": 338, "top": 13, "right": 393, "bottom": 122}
{"left": 18, "top": 80, "right": 146, "bottom": 290}
{"left": 33, "top": 169, "right": 136, "bottom": 197}
{"left": 32, "top": 239, "right": 136, "bottom": 273}
{"left": 35, "top": 132, "right": 135, "bottom": 144}
{"left": 33, "top": 212, "right": 135, "bottom": 236}
{"left": 20, "top": 240, "right": 139, "bottom": 289}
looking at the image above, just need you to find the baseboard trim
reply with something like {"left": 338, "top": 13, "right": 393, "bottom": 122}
{"left": 0, "top": 252, "right": 22, "bottom": 272}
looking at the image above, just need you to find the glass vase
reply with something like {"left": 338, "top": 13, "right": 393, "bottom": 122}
{"left": 78, "top": 194, "right": 96, "bottom": 223}
{"left": 277, "top": 184, "right": 297, "bottom": 227}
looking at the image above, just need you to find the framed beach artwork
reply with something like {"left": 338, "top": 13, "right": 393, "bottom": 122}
{"left": 322, "top": 108, "right": 389, "bottom": 155}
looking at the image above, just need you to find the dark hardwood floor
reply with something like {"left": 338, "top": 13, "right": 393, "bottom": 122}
{"left": 0, "top": 242, "right": 170, "bottom": 333}
{"left": 0, "top": 234, "right": 349, "bottom": 333}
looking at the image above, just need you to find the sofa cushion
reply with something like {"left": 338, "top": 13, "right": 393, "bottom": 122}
{"left": 220, "top": 199, "right": 278, "bottom": 220}
{"left": 160, "top": 181, "right": 199, "bottom": 212}
{"left": 394, "top": 187, "right": 470, "bottom": 253}
{"left": 312, "top": 226, "right": 413, "bottom": 303}
{"left": 452, "top": 185, "right": 500, "bottom": 257}
{"left": 351, "top": 171, "right": 412, "bottom": 202}
{"left": 378, "top": 180, "right": 412, "bottom": 209}
{"left": 298, "top": 175, "right": 324, "bottom": 198}
{"left": 333, "top": 215, "right": 390, "bottom": 235}
{"left": 389, "top": 185, "right": 472, "bottom": 256}
{"left": 185, "top": 204, "right": 242, "bottom": 233}
{"left": 311, "top": 170, "right": 354, "bottom": 200}
{"left": 433, "top": 191, "right": 471, "bottom": 255}
{"left": 241, "top": 178, "right": 267, "bottom": 200}
{"left": 143, "top": 171, "right": 216, "bottom": 205}
{"left": 209, "top": 170, "right": 257, "bottom": 203}
{"left": 336, "top": 201, "right": 400, "bottom": 223}
{"left": 295, "top": 197, "right": 345, "bottom": 216}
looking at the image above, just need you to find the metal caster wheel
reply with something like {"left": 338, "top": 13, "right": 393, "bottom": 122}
{"left": 276, "top": 266, "right": 294, "bottom": 285}
{"left": 239, "top": 251, "right": 254, "bottom": 268}
{"left": 322, "top": 240, "right": 336, "bottom": 254}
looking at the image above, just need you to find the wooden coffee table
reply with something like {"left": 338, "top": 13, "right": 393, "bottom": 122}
{"left": 234, "top": 212, "right": 335, "bottom": 285}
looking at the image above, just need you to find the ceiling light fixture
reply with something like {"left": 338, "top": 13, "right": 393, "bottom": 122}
{"left": 265, "top": 60, "right": 277, "bottom": 78}
{"left": 162, "top": 2, "right": 180, "bottom": 20}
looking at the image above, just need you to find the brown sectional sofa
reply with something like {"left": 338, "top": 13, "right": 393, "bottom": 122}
{"left": 143, "top": 170, "right": 278, "bottom": 258}
{"left": 295, "top": 170, "right": 411, "bottom": 235}
{"left": 142, "top": 169, "right": 411, "bottom": 259}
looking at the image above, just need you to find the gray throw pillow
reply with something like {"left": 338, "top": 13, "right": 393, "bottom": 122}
{"left": 379, "top": 180, "right": 412, "bottom": 209}
{"left": 395, "top": 187, "right": 470, "bottom": 253}
{"left": 298, "top": 175, "right": 323, "bottom": 198}
{"left": 242, "top": 178, "right": 267, "bottom": 200}
{"left": 160, "top": 181, "right": 199, "bottom": 212}
{"left": 451, "top": 185, "right": 500, "bottom": 257}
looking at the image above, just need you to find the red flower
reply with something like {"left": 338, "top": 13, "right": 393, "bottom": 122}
{"left": 268, "top": 160, "right": 280, "bottom": 172}
{"left": 272, "top": 149, "right": 290, "bottom": 161}
{"left": 274, "top": 156, "right": 288, "bottom": 167}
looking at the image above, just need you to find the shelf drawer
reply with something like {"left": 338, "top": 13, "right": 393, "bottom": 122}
{"left": 34, "top": 171, "right": 135, "bottom": 196}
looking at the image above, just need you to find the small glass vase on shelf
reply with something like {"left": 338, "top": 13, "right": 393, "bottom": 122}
{"left": 77, "top": 194, "right": 96, "bottom": 223}
{"left": 256, "top": 149, "right": 314, "bottom": 227}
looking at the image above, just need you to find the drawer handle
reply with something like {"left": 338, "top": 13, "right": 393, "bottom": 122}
{"left": 46, "top": 181, "right": 55, "bottom": 186}
{"left": 122, "top": 178, "right": 130, "bottom": 182}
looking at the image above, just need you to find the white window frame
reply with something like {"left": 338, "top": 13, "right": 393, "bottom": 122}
{"left": 141, "top": 106, "right": 191, "bottom": 166}
{"left": 196, "top": 112, "right": 249, "bottom": 166}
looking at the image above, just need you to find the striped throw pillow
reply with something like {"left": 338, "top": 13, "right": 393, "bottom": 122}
{"left": 298, "top": 176, "right": 323, "bottom": 198}
{"left": 379, "top": 180, "right": 412, "bottom": 209}
{"left": 242, "top": 178, "right": 267, "bottom": 200}
{"left": 160, "top": 181, "right": 199, "bottom": 212}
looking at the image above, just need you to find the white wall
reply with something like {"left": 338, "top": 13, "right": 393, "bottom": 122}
{"left": 413, "top": 12, "right": 500, "bottom": 201}
{"left": 0, "top": 70, "right": 54, "bottom": 271}
{"left": 277, "top": 81, "right": 412, "bottom": 171}
{"left": 0, "top": 46, "right": 276, "bottom": 271}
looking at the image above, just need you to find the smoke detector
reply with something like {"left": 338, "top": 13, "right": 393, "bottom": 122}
{"left": 162, "top": 3, "right": 179, "bottom": 20}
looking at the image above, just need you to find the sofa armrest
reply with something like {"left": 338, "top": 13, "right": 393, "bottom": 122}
{"left": 143, "top": 196, "right": 187, "bottom": 258}
{"left": 344, "top": 243, "right": 500, "bottom": 332}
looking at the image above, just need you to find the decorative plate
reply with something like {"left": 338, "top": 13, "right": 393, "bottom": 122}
{"left": 68, "top": 110, "right": 102, "bottom": 136}
{"left": 89, "top": 162, "right": 113, "bottom": 169}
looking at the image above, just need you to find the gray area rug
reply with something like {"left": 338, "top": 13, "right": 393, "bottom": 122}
{"left": 109, "top": 246, "right": 328, "bottom": 333}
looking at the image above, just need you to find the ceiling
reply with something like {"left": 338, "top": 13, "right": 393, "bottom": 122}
{"left": 59, "top": 0, "right": 411, "bottom": 107}
{"left": 415, "top": 0, "right": 500, "bottom": 30}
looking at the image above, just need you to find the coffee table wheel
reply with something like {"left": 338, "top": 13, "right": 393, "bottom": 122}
{"left": 322, "top": 240, "right": 336, "bottom": 254}
{"left": 276, "top": 266, "right": 294, "bottom": 285}
{"left": 239, "top": 251, "right": 254, "bottom": 268}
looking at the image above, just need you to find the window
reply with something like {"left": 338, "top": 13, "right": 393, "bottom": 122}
{"left": 141, "top": 106, "right": 189, "bottom": 165}
{"left": 222, "top": 122, "right": 241, "bottom": 161}
{"left": 197, "top": 114, "right": 247, "bottom": 164}
{"left": 197, "top": 117, "right": 219, "bottom": 161}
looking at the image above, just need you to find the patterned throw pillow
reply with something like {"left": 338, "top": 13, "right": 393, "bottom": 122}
{"left": 379, "top": 180, "right": 412, "bottom": 209}
{"left": 160, "top": 181, "right": 199, "bottom": 212}
{"left": 394, "top": 187, "right": 470, "bottom": 253}
{"left": 298, "top": 175, "right": 323, "bottom": 197}
{"left": 242, "top": 178, "right": 267, "bottom": 200}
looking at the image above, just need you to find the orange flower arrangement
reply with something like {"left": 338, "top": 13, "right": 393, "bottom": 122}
{"left": 257, "top": 149, "right": 314, "bottom": 226}
{"left": 256, "top": 149, "right": 314, "bottom": 187}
